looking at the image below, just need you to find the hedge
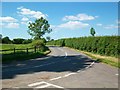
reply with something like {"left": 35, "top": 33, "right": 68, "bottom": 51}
{"left": 47, "top": 36, "right": 119, "bottom": 57}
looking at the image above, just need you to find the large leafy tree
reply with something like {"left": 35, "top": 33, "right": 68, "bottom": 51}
{"left": 90, "top": 27, "right": 96, "bottom": 36}
{"left": 2, "top": 36, "right": 12, "bottom": 44}
{"left": 28, "top": 17, "right": 52, "bottom": 39}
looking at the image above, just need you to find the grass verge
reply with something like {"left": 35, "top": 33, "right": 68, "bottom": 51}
{"left": 2, "top": 50, "right": 51, "bottom": 64}
{"left": 66, "top": 47, "right": 119, "bottom": 68}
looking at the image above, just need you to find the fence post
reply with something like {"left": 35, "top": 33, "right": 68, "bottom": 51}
{"left": 27, "top": 48, "right": 28, "bottom": 54}
{"left": 14, "top": 48, "right": 15, "bottom": 54}
{"left": 35, "top": 46, "right": 36, "bottom": 53}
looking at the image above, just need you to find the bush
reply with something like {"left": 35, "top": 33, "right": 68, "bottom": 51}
{"left": 32, "top": 40, "right": 48, "bottom": 52}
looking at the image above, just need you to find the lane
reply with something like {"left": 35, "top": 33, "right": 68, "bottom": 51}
{"left": 2, "top": 46, "right": 118, "bottom": 88}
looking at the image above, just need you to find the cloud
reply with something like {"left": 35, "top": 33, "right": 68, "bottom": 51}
{"left": 0, "top": 16, "right": 17, "bottom": 22}
{"left": 17, "top": 7, "right": 47, "bottom": 19}
{"left": 0, "top": 23, "right": 5, "bottom": 27}
{"left": 21, "top": 20, "right": 32, "bottom": 26}
{"left": 21, "top": 17, "right": 29, "bottom": 21}
{"left": 96, "top": 23, "right": 102, "bottom": 26}
{"left": 54, "top": 21, "right": 89, "bottom": 30}
{"left": 104, "top": 24, "right": 118, "bottom": 29}
{"left": 6, "top": 23, "right": 19, "bottom": 28}
{"left": 63, "top": 14, "right": 97, "bottom": 21}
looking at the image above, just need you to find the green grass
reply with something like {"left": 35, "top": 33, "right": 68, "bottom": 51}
{"left": 1, "top": 44, "right": 32, "bottom": 50}
{"left": 66, "top": 47, "right": 119, "bottom": 68}
{"left": 1, "top": 44, "right": 50, "bottom": 63}
{"left": 81, "top": 51, "right": 119, "bottom": 68}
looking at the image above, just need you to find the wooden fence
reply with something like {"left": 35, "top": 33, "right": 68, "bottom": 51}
{"left": 0, "top": 46, "right": 41, "bottom": 54}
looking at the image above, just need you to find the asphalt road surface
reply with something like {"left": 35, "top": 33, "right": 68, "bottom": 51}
{"left": 2, "top": 46, "right": 119, "bottom": 89}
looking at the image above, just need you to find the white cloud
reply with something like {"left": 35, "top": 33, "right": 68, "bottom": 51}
{"left": 0, "top": 23, "right": 5, "bottom": 27}
{"left": 104, "top": 24, "right": 118, "bottom": 29}
{"left": 63, "top": 14, "right": 97, "bottom": 21}
{"left": 21, "top": 17, "right": 29, "bottom": 21}
{"left": 6, "top": 23, "right": 19, "bottom": 28}
{"left": 0, "top": 16, "right": 17, "bottom": 22}
{"left": 17, "top": 7, "right": 47, "bottom": 19}
{"left": 21, "top": 20, "right": 32, "bottom": 26}
{"left": 56, "top": 21, "right": 89, "bottom": 30}
{"left": 96, "top": 23, "right": 102, "bottom": 26}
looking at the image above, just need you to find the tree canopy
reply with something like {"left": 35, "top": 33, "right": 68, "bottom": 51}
{"left": 90, "top": 27, "right": 96, "bottom": 36}
{"left": 28, "top": 17, "right": 52, "bottom": 39}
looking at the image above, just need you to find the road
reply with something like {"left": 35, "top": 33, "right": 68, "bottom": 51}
{"left": 2, "top": 46, "right": 119, "bottom": 89}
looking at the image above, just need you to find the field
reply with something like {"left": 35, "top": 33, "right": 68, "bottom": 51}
{"left": 1, "top": 44, "right": 50, "bottom": 63}
{"left": 1, "top": 44, "right": 32, "bottom": 50}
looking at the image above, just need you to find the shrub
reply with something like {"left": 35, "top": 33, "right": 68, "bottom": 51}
{"left": 32, "top": 40, "right": 48, "bottom": 52}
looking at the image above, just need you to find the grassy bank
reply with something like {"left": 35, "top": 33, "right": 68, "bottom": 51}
{"left": 2, "top": 50, "right": 51, "bottom": 64}
{"left": 67, "top": 47, "right": 119, "bottom": 68}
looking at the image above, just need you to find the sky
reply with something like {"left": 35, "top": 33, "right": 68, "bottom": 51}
{"left": 0, "top": 2, "right": 118, "bottom": 40}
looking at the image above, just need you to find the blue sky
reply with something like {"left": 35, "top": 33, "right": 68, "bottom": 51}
{"left": 1, "top": 2, "right": 118, "bottom": 40}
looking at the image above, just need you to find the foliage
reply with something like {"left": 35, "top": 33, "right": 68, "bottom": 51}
{"left": 28, "top": 17, "right": 52, "bottom": 39}
{"left": 32, "top": 40, "right": 44, "bottom": 47}
{"left": 32, "top": 40, "right": 48, "bottom": 52}
{"left": 0, "top": 34, "right": 2, "bottom": 43}
{"left": 90, "top": 27, "right": 96, "bottom": 36}
{"left": 22, "top": 39, "right": 32, "bottom": 44}
{"left": 47, "top": 36, "right": 119, "bottom": 57}
{"left": 13, "top": 38, "right": 25, "bottom": 44}
{"left": 2, "top": 36, "right": 12, "bottom": 44}
{"left": 46, "top": 36, "right": 51, "bottom": 41}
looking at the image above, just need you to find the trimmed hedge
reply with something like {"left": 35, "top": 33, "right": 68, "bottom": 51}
{"left": 47, "top": 36, "right": 119, "bottom": 57}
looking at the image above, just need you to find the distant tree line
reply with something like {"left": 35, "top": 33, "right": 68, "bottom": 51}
{"left": 0, "top": 34, "right": 54, "bottom": 44}
{"left": 0, "top": 35, "right": 32, "bottom": 44}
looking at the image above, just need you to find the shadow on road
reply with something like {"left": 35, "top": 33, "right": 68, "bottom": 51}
{"left": 2, "top": 54, "right": 95, "bottom": 79}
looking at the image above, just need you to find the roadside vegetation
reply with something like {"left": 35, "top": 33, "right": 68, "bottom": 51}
{"left": 1, "top": 39, "right": 50, "bottom": 63}
{"left": 0, "top": 17, "right": 52, "bottom": 63}
{"left": 47, "top": 36, "right": 119, "bottom": 68}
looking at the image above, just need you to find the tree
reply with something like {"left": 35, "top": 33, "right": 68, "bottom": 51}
{"left": 22, "top": 39, "right": 32, "bottom": 44}
{"left": 2, "top": 36, "right": 12, "bottom": 44}
{"left": 13, "top": 38, "right": 25, "bottom": 44}
{"left": 0, "top": 34, "right": 2, "bottom": 43}
{"left": 46, "top": 36, "right": 51, "bottom": 41}
{"left": 90, "top": 27, "right": 96, "bottom": 36}
{"left": 28, "top": 17, "right": 52, "bottom": 39}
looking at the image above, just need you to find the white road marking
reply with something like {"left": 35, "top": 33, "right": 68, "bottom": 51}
{"left": 28, "top": 81, "right": 46, "bottom": 87}
{"left": 35, "top": 84, "right": 51, "bottom": 88}
{"left": 50, "top": 76, "right": 62, "bottom": 81}
{"left": 65, "top": 52, "right": 68, "bottom": 58}
{"left": 91, "top": 62, "right": 95, "bottom": 65}
{"left": 28, "top": 81, "right": 65, "bottom": 89}
{"left": 57, "top": 48, "right": 68, "bottom": 58}
{"left": 115, "top": 74, "right": 119, "bottom": 76}
{"left": 63, "top": 73, "right": 76, "bottom": 77}
{"left": 48, "top": 83, "right": 64, "bottom": 89}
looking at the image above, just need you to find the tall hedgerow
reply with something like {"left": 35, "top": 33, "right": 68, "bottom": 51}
{"left": 47, "top": 36, "right": 119, "bottom": 57}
